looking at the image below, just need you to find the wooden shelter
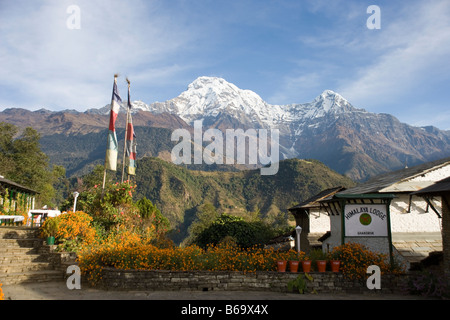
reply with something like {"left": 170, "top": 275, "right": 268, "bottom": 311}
{"left": 0, "top": 175, "right": 38, "bottom": 220}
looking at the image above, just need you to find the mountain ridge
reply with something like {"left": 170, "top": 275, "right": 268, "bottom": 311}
{"left": 1, "top": 76, "right": 450, "bottom": 181}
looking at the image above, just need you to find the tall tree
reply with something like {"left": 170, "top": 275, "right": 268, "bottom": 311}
{"left": 0, "top": 122, "right": 18, "bottom": 178}
{"left": 0, "top": 122, "right": 65, "bottom": 207}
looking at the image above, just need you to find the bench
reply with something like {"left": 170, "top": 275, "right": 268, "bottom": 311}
{"left": 0, "top": 215, "right": 25, "bottom": 226}
{"left": 27, "top": 210, "right": 62, "bottom": 227}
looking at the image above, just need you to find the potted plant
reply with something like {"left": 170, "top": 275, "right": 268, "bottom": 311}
{"left": 310, "top": 248, "right": 327, "bottom": 272}
{"left": 301, "top": 255, "right": 312, "bottom": 273}
{"left": 328, "top": 250, "right": 341, "bottom": 272}
{"left": 277, "top": 260, "right": 287, "bottom": 272}
{"left": 289, "top": 260, "right": 300, "bottom": 272}
{"left": 330, "top": 260, "right": 340, "bottom": 272}
{"left": 287, "top": 251, "right": 301, "bottom": 273}
{"left": 40, "top": 217, "right": 59, "bottom": 245}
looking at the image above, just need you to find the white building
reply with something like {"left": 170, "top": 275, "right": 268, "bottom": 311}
{"left": 290, "top": 157, "right": 450, "bottom": 269}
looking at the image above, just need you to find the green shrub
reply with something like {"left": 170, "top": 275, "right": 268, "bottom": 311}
{"left": 193, "top": 214, "right": 276, "bottom": 249}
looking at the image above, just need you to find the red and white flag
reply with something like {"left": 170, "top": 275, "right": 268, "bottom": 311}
{"left": 105, "top": 75, "right": 122, "bottom": 171}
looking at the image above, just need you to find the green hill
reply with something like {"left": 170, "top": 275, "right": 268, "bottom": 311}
{"left": 40, "top": 126, "right": 177, "bottom": 177}
{"left": 132, "top": 157, "right": 355, "bottom": 243}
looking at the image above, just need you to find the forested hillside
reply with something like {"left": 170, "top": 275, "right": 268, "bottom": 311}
{"left": 132, "top": 157, "right": 355, "bottom": 243}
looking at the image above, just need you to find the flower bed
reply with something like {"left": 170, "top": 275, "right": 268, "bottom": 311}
{"left": 78, "top": 238, "right": 306, "bottom": 285}
{"left": 328, "top": 242, "right": 405, "bottom": 280}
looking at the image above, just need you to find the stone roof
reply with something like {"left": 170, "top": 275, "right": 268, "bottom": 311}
{"left": 288, "top": 186, "right": 346, "bottom": 211}
{"left": 339, "top": 157, "right": 450, "bottom": 195}
{"left": 0, "top": 176, "right": 39, "bottom": 194}
{"left": 412, "top": 176, "right": 450, "bottom": 195}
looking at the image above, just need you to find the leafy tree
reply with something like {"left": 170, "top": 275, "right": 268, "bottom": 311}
{"left": 80, "top": 164, "right": 111, "bottom": 189}
{"left": 0, "top": 122, "right": 65, "bottom": 207}
{"left": 136, "top": 197, "right": 170, "bottom": 237}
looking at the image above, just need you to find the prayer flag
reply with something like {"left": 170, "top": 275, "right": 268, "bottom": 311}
{"left": 105, "top": 76, "right": 122, "bottom": 171}
{"left": 125, "top": 84, "right": 136, "bottom": 175}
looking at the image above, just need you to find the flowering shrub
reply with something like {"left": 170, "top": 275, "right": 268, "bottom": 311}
{"left": 329, "top": 242, "right": 405, "bottom": 280}
{"left": 78, "top": 239, "right": 306, "bottom": 285}
{"left": 40, "top": 211, "right": 97, "bottom": 252}
{"left": 80, "top": 181, "right": 137, "bottom": 232}
{"left": 74, "top": 181, "right": 162, "bottom": 240}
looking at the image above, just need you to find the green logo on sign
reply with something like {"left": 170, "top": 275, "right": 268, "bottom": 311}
{"left": 360, "top": 213, "right": 372, "bottom": 226}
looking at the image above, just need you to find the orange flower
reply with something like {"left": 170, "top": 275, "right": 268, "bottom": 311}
{"left": 0, "top": 282, "right": 5, "bottom": 300}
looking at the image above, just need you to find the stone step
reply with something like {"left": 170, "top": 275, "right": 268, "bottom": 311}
{"left": 0, "top": 270, "right": 64, "bottom": 285}
{"left": 0, "top": 238, "right": 44, "bottom": 248}
{"left": 0, "top": 227, "right": 40, "bottom": 239}
{"left": 0, "top": 227, "right": 72, "bottom": 285}
{"left": 0, "top": 246, "right": 39, "bottom": 255}
{"left": 0, "top": 261, "right": 54, "bottom": 273}
{"left": 0, "top": 253, "right": 48, "bottom": 264}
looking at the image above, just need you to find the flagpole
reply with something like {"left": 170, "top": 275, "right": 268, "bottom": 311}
{"left": 121, "top": 78, "right": 131, "bottom": 183}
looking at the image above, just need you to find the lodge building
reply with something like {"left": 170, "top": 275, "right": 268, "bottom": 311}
{"left": 289, "top": 157, "right": 450, "bottom": 271}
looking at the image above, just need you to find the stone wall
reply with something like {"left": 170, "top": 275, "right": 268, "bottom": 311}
{"left": 95, "top": 268, "right": 409, "bottom": 295}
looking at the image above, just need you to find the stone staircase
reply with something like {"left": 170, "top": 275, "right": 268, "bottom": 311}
{"left": 0, "top": 227, "right": 65, "bottom": 285}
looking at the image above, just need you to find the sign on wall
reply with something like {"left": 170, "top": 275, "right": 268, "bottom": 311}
{"left": 344, "top": 204, "right": 388, "bottom": 237}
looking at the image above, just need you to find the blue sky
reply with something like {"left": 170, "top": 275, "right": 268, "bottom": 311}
{"left": 1, "top": 0, "right": 450, "bottom": 129}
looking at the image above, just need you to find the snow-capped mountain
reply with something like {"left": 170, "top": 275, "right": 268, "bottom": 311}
{"left": 139, "top": 76, "right": 450, "bottom": 180}
{"left": 148, "top": 76, "right": 361, "bottom": 130}
{"left": 3, "top": 76, "right": 449, "bottom": 181}
{"left": 146, "top": 76, "right": 278, "bottom": 130}
{"left": 86, "top": 99, "right": 153, "bottom": 115}
{"left": 89, "top": 76, "right": 362, "bottom": 134}
{"left": 83, "top": 76, "right": 450, "bottom": 180}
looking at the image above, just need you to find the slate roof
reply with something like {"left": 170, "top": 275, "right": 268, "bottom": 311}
{"left": 412, "top": 176, "right": 450, "bottom": 195}
{"left": 338, "top": 157, "right": 450, "bottom": 195}
{"left": 288, "top": 186, "right": 346, "bottom": 211}
{"left": 0, "top": 176, "right": 39, "bottom": 194}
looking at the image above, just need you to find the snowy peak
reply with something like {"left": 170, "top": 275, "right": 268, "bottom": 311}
{"left": 88, "top": 76, "right": 361, "bottom": 130}
{"left": 158, "top": 76, "right": 274, "bottom": 127}
{"left": 142, "top": 76, "right": 366, "bottom": 132}
{"left": 178, "top": 76, "right": 267, "bottom": 112}
{"left": 313, "top": 89, "right": 356, "bottom": 113}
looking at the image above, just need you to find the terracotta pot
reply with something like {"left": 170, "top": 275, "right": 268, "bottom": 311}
{"left": 302, "top": 260, "right": 312, "bottom": 273}
{"left": 317, "top": 260, "right": 327, "bottom": 272}
{"left": 289, "top": 261, "right": 300, "bottom": 273}
{"left": 330, "top": 260, "right": 340, "bottom": 272}
{"left": 277, "top": 260, "right": 287, "bottom": 272}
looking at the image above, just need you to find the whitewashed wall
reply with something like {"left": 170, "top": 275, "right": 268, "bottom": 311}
{"left": 390, "top": 194, "right": 441, "bottom": 232}
{"left": 309, "top": 208, "right": 330, "bottom": 233}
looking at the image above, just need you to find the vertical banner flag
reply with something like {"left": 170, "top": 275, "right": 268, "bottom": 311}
{"left": 105, "top": 75, "right": 122, "bottom": 171}
{"left": 126, "top": 83, "right": 137, "bottom": 175}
